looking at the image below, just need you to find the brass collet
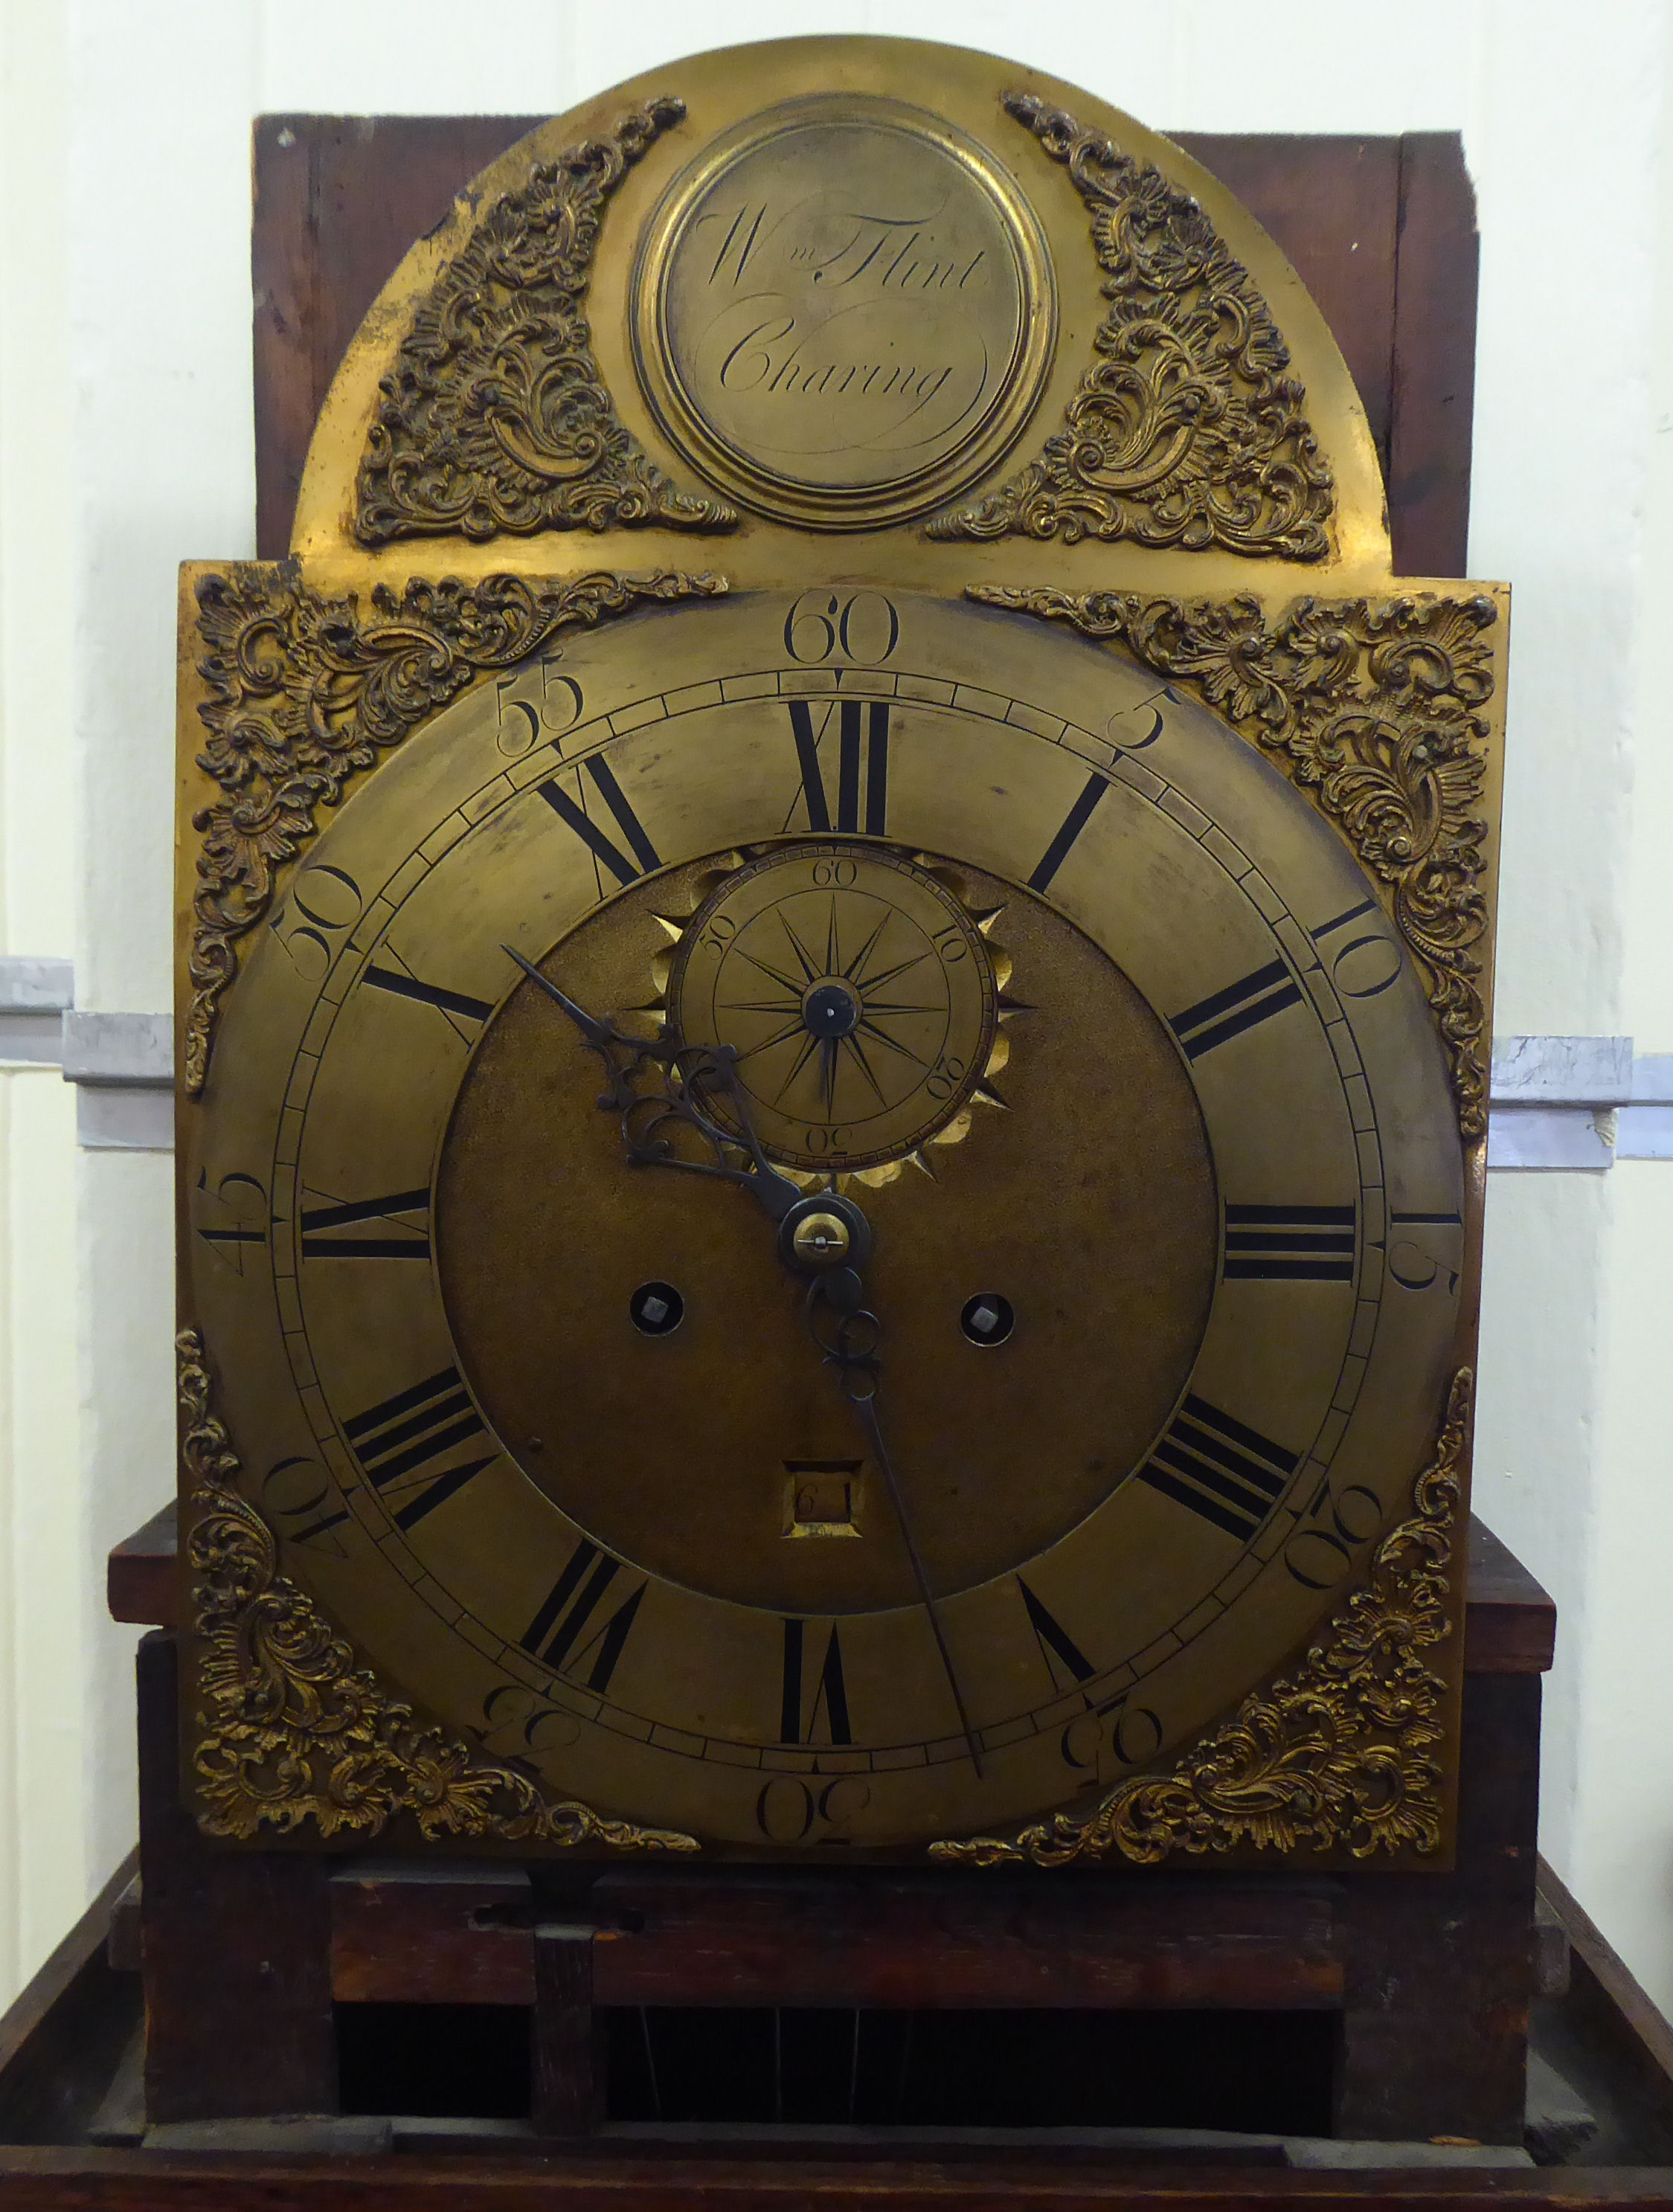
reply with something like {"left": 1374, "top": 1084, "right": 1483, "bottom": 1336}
{"left": 790, "top": 1211, "right": 852, "bottom": 1267}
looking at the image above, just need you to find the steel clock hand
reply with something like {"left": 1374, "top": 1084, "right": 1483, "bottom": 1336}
{"left": 501, "top": 945, "right": 800, "bottom": 1221}
{"left": 798, "top": 1259, "right": 986, "bottom": 1778}
{"left": 507, "top": 942, "right": 986, "bottom": 1774}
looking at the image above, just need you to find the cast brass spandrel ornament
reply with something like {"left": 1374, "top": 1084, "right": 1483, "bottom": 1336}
{"left": 180, "top": 1328, "right": 699, "bottom": 1851}
{"left": 355, "top": 99, "right": 738, "bottom": 546}
{"left": 182, "top": 564, "right": 726, "bottom": 1094}
{"left": 928, "top": 94, "right": 1336, "bottom": 559}
{"left": 931, "top": 1369, "right": 1469, "bottom": 1869}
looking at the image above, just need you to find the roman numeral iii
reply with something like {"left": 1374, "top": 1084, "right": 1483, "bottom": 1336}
{"left": 1169, "top": 959, "right": 1304, "bottom": 1060}
{"left": 1223, "top": 1203, "right": 1356, "bottom": 1282}
{"left": 1137, "top": 1395, "right": 1299, "bottom": 1541}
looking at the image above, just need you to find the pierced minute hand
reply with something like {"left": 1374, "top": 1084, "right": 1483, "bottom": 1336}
{"left": 507, "top": 944, "right": 984, "bottom": 1774}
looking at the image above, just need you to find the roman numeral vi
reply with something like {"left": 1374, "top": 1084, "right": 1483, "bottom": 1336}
{"left": 780, "top": 1618, "right": 852, "bottom": 1745}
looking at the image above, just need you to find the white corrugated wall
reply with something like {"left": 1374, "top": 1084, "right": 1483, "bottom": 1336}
{"left": 2, "top": 0, "right": 1672, "bottom": 2016}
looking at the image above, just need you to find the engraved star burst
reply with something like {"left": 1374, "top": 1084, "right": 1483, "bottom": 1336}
{"left": 645, "top": 855, "right": 1021, "bottom": 1190}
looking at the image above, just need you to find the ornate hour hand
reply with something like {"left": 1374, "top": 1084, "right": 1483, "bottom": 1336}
{"left": 501, "top": 945, "right": 800, "bottom": 1224}
{"left": 507, "top": 939, "right": 985, "bottom": 1775}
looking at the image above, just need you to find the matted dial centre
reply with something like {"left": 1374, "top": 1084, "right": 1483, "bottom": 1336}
{"left": 435, "top": 851, "right": 1220, "bottom": 1615}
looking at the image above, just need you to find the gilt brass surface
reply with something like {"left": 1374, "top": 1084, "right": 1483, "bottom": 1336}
{"left": 632, "top": 95, "right": 1056, "bottom": 527}
{"left": 667, "top": 842, "right": 1001, "bottom": 1174}
{"left": 293, "top": 36, "right": 1394, "bottom": 585}
{"left": 182, "top": 585, "right": 1474, "bottom": 1853}
{"left": 436, "top": 840, "right": 1216, "bottom": 1616}
{"left": 178, "top": 33, "right": 1507, "bottom": 1865}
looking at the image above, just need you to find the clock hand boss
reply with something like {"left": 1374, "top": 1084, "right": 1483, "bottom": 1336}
{"left": 503, "top": 943, "right": 986, "bottom": 1775}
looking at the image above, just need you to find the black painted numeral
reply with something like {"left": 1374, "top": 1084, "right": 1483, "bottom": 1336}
{"left": 780, "top": 1618, "right": 852, "bottom": 1746}
{"left": 263, "top": 1456, "right": 350, "bottom": 1552}
{"left": 521, "top": 1537, "right": 646, "bottom": 1693}
{"left": 1138, "top": 1395, "right": 1299, "bottom": 1542}
{"left": 300, "top": 1188, "right": 430, "bottom": 1261}
{"left": 1387, "top": 1209, "right": 1465, "bottom": 1296}
{"left": 1223, "top": 1203, "right": 1356, "bottom": 1282}
{"left": 786, "top": 698, "right": 890, "bottom": 835}
{"left": 342, "top": 1366, "right": 492, "bottom": 1531}
{"left": 362, "top": 965, "right": 492, "bottom": 1025}
{"left": 1017, "top": 1576, "right": 1094, "bottom": 1691}
{"left": 194, "top": 1170, "right": 268, "bottom": 1275}
{"left": 538, "top": 756, "right": 661, "bottom": 887}
{"left": 1169, "top": 959, "right": 1303, "bottom": 1060}
{"left": 1027, "top": 771, "right": 1108, "bottom": 893}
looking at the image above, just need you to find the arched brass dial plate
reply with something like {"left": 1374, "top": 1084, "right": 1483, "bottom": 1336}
{"left": 186, "top": 588, "right": 1465, "bottom": 1853}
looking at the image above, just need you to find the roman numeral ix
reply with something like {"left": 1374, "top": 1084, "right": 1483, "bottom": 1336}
{"left": 1223, "top": 1203, "right": 1357, "bottom": 1282}
{"left": 1138, "top": 1395, "right": 1300, "bottom": 1542}
{"left": 342, "top": 1365, "right": 493, "bottom": 1531}
{"left": 300, "top": 1189, "right": 430, "bottom": 1261}
{"left": 787, "top": 698, "right": 890, "bottom": 835}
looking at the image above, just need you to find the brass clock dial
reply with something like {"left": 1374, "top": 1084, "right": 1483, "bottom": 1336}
{"left": 187, "top": 588, "right": 1465, "bottom": 1853}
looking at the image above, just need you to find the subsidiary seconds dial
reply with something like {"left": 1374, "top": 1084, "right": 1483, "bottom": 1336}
{"left": 669, "top": 842, "right": 1004, "bottom": 1174}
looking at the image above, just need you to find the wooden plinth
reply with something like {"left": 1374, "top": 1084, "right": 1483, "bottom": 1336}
{"left": 119, "top": 1515, "right": 1552, "bottom": 2145}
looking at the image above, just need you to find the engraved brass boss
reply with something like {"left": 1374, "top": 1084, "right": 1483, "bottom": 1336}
{"left": 633, "top": 96, "right": 1056, "bottom": 527}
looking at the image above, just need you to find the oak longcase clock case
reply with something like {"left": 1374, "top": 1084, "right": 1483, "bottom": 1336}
{"left": 174, "top": 36, "right": 1507, "bottom": 1874}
